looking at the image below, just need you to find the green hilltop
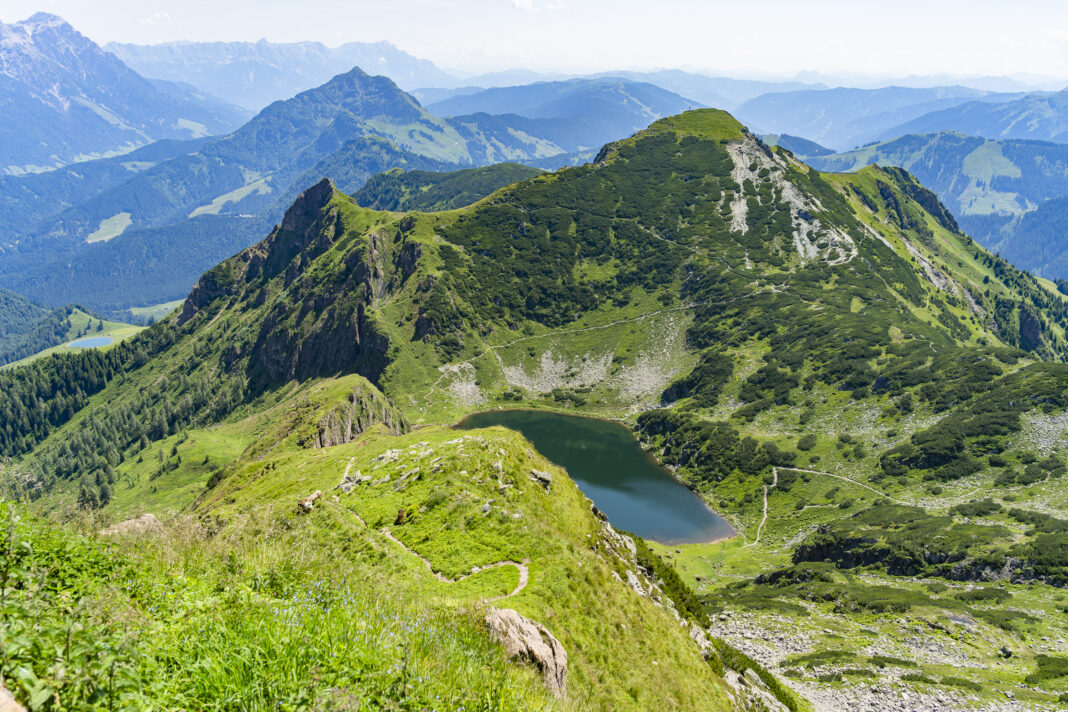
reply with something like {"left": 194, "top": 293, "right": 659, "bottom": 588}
{"left": 3, "top": 110, "right": 1068, "bottom": 709}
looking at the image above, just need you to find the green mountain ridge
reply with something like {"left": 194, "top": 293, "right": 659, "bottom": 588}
{"left": 354, "top": 163, "right": 545, "bottom": 212}
{"left": 808, "top": 131, "right": 1068, "bottom": 280}
{"left": 4, "top": 109, "right": 1068, "bottom": 709}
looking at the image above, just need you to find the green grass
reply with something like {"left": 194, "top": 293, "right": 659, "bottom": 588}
{"left": 188, "top": 178, "right": 271, "bottom": 217}
{"left": 127, "top": 299, "right": 184, "bottom": 322}
{"left": 85, "top": 211, "right": 132, "bottom": 243}
{"left": 2, "top": 309, "right": 142, "bottom": 369}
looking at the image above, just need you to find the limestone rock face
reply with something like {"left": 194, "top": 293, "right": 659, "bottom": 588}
{"left": 484, "top": 607, "right": 567, "bottom": 695}
{"left": 311, "top": 387, "right": 407, "bottom": 448}
{"left": 99, "top": 513, "right": 162, "bottom": 537}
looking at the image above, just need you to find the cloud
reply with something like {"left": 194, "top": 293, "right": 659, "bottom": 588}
{"left": 509, "top": 0, "right": 564, "bottom": 12}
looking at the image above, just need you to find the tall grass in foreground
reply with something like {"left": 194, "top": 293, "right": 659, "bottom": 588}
{"left": 0, "top": 502, "right": 559, "bottom": 711}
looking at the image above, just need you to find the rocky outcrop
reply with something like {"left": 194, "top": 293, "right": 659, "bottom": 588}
{"left": 179, "top": 178, "right": 341, "bottom": 326}
{"left": 99, "top": 513, "right": 162, "bottom": 537}
{"left": 484, "top": 607, "right": 567, "bottom": 695}
{"left": 309, "top": 386, "right": 408, "bottom": 448}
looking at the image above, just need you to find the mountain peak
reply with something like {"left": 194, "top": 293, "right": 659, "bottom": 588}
{"left": 645, "top": 109, "right": 746, "bottom": 141}
{"left": 281, "top": 177, "right": 338, "bottom": 231}
{"left": 595, "top": 108, "right": 745, "bottom": 162}
{"left": 23, "top": 12, "right": 68, "bottom": 26}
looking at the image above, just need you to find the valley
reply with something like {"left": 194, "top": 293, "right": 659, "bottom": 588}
{"left": 3, "top": 107, "right": 1068, "bottom": 710}
{"left": 3, "top": 6, "right": 1068, "bottom": 709}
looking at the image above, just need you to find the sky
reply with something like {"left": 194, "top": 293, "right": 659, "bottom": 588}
{"left": 3, "top": 0, "right": 1068, "bottom": 83}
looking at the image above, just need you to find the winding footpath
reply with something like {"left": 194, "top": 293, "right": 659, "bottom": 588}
{"left": 380, "top": 528, "right": 529, "bottom": 601}
{"left": 744, "top": 467, "right": 778, "bottom": 547}
{"left": 340, "top": 504, "right": 528, "bottom": 600}
{"left": 743, "top": 464, "right": 908, "bottom": 547}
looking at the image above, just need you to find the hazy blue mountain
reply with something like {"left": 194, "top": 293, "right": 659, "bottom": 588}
{"left": 734, "top": 85, "right": 992, "bottom": 150}
{"left": 458, "top": 69, "right": 572, "bottom": 87}
{"left": 875, "top": 88, "right": 1068, "bottom": 144}
{"left": 997, "top": 197, "right": 1068, "bottom": 278}
{"left": 592, "top": 70, "right": 824, "bottom": 109}
{"left": 107, "top": 39, "right": 457, "bottom": 111}
{"left": 0, "top": 136, "right": 212, "bottom": 241}
{"left": 428, "top": 78, "right": 698, "bottom": 157}
{"left": 0, "top": 13, "right": 246, "bottom": 174}
{"left": 410, "top": 86, "right": 483, "bottom": 105}
{"left": 760, "top": 134, "right": 833, "bottom": 157}
{"left": 426, "top": 77, "right": 698, "bottom": 119}
{"left": 808, "top": 131, "right": 1068, "bottom": 278}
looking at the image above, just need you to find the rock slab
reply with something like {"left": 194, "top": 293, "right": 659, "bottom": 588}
{"left": 484, "top": 607, "right": 567, "bottom": 695}
{"left": 1, "top": 683, "right": 25, "bottom": 712}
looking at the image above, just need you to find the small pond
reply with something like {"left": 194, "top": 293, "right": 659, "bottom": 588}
{"left": 67, "top": 336, "right": 114, "bottom": 348}
{"left": 457, "top": 409, "right": 734, "bottom": 545}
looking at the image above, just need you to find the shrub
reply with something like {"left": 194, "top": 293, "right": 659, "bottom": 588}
{"left": 941, "top": 676, "right": 981, "bottom": 692}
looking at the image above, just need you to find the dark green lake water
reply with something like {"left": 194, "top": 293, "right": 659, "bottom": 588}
{"left": 457, "top": 409, "right": 734, "bottom": 545}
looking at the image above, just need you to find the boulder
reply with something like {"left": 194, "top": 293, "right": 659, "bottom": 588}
{"left": 99, "top": 513, "right": 162, "bottom": 537}
{"left": 0, "top": 683, "right": 25, "bottom": 712}
{"left": 530, "top": 469, "right": 552, "bottom": 488}
{"left": 484, "top": 607, "right": 567, "bottom": 695}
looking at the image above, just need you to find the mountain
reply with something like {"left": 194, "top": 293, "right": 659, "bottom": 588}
{"left": 0, "top": 72, "right": 708, "bottom": 310}
{"left": 733, "top": 85, "right": 994, "bottom": 150}
{"left": 429, "top": 77, "right": 699, "bottom": 156}
{"left": 448, "top": 70, "right": 825, "bottom": 110}
{"left": 107, "top": 39, "right": 457, "bottom": 111}
{"left": 0, "top": 67, "right": 474, "bottom": 310}
{"left": 0, "top": 13, "right": 247, "bottom": 174}
{"left": 808, "top": 132, "right": 1068, "bottom": 277}
{"left": 0, "top": 135, "right": 213, "bottom": 234}
{"left": 592, "top": 70, "right": 824, "bottom": 110}
{"left": 354, "top": 163, "right": 544, "bottom": 212}
{"left": 426, "top": 77, "right": 699, "bottom": 120}
{"left": 875, "top": 88, "right": 1068, "bottom": 144}
{"left": 760, "top": 133, "right": 833, "bottom": 157}
{"left": 3, "top": 110, "right": 1068, "bottom": 708}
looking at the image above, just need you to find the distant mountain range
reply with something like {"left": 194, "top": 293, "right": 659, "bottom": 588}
{"left": 733, "top": 86, "right": 997, "bottom": 150}
{"left": 0, "top": 56, "right": 701, "bottom": 310}
{"left": 0, "top": 13, "right": 248, "bottom": 174}
{"left": 808, "top": 132, "right": 1068, "bottom": 278}
{"left": 107, "top": 39, "right": 457, "bottom": 112}
{"left": 418, "top": 72, "right": 823, "bottom": 111}
{"left": 873, "top": 88, "right": 1068, "bottom": 143}
{"left": 429, "top": 78, "right": 699, "bottom": 159}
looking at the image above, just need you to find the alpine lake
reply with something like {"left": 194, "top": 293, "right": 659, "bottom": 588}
{"left": 458, "top": 409, "right": 733, "bottom": 545}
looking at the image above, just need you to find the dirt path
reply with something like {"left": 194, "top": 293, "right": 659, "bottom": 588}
{"left": 340, "top": 504, "right": 367, "bottom": 527}
{"left": 744, "top": 467, "right": 778, "bottom": 547}
{"left": 380, "top": 528, "right": 529, "bottom": 601}
{"left": 778, "top": 466, "right": 908, "bottom": 504}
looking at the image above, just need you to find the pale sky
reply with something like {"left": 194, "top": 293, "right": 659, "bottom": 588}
{"left": 3, "top": 0, "right": 1068, "bottom": 82}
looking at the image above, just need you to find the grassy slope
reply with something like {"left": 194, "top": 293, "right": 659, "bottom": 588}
{"left": 31, "top": 373, "right": 735, "bottom": 710}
